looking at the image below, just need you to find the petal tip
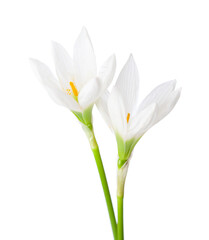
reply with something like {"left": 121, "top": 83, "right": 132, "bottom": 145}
{"left": 51, "top": 40, "right": 60, "bottom": 50}
{"left": 126, "top": 53, "right": 137, "bottom": 68}
{"left": 29, "top": 57, "right": 38, "bottom": 64}
{"left": 129, "top": 53, "right": 134, "bottom": 60}
{"left": 109, "top": 54, "right": 116, "bottom": 66}
{"left": 29, "top": 58, "right": 43, "bottom": 70}
{"left": 79, "top": 26, "right": 90, "bottom": 39}
{"left": 29, "top": 58, "right": 38, "bottom": 73}
{"left": 81, "top": 26, "right": 88, "bottom": 33}
{"left": 51, "top": 41, "right": 65, "bottom": 56}
{"left": 111, "top": 54, "right": 116, "bottom": 61}
{"left": 172, "top": 79, "right": 177, "bottom": 86}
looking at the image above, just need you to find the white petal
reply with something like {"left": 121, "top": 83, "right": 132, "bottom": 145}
{"left": 138, "top": 80, "right": 176, "bottom": 112}
{"left": 30, "top": 58, "right": 59, "bottom": 88}
{"left": 73, "top": 27, "right": 97, "bottom": 89}
{"left": 30, "top": 59, "right": 81, "bottom": 112}
{"left": 107, "top": 87, "right": 127, "bottom": 137}
{"left": 115, "top": 54, "right": 140, "bottom": 114}
{"left": 52, "top": 41, "right": 75, "bottom": 90}
{"left": 98, "top": 54, "right": 116, "bottom": 91}
{"left": 78, "top": 77, "right": 101, "bottom": 109}
{"left": 44, "top": 85, "right": 81, "bottom": 112}
{"left": 127, "top": 103, "right": 157, "bottom": 140}
{"left": 155, "top": 88, "right": 181, "bottom": 124}
{"left": 96, "top": 91, "right": 112, "bottom": 129}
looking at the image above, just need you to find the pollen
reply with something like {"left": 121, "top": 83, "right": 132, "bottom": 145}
{"left": 66, "top": 89, "right": 71, "bottom": 95}
{"left": 126, "top": 113, "right": 130, "bottom": 123}
{"left": 70, "top": 81, "right": 78, "bottom": 97}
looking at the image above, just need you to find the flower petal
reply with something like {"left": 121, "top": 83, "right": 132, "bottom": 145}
{"left": 73, "top": 27, "right": 97, "bottom": 89}
{"left": 30, "top": 58, "right": 59, "bottom": 88}
{"left": 78, "top": 77, "right": 102, "bottom": 109}
{"left": 98, "top": 54, "right": 116, "bottom": 91}
{"left": 107, "top": 87, "right": 127, "bottom": 137}
{"left": 155, "top": 88, "right": 181, "bottom": 124}
{"left": 115, "top": 54, "right": 140, "bottom": 114}
{"left": 44, "top": 85, "right": 81, "bottom": 112}
{"left": 52, "top": 41, "right": 75, "bottom": 90}
{"left": 30, "top": 59, "right": 81, "bottom": 112}
{"left": 96, "top": 91, "right": 112, "bottom": 129}
{"left": 127, "top": 103, "right": 157, "bottom": 140}
{"left": 138, "top": 80, "right": 176, "bottom": 112}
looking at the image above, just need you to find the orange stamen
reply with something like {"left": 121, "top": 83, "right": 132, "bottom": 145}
{"left": 70, "top": 82, "right": 78, "bottom": 97}
{"left": 126, "top": 113, "right": 130, "bottom": 123}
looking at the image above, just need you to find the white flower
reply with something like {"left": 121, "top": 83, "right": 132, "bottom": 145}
{"left": 30, "top": 27, "right": 116, "bottom": 126}
{"left": 97, "top": 54, "right": 181, "bottom": 163}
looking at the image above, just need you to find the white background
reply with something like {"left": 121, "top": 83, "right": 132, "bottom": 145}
{"left": 0, "top": 0, "right": 209, "bottom": 239}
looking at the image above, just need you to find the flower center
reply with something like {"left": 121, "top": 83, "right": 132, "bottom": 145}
{"left": 126, "top": 113, "right": 130, "bottom": 123}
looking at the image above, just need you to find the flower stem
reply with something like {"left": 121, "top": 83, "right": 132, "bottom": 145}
{"left": 82, "top": 125, "right": 117, "bottom": 240}
{"left": 92, "top": 146, "right": 117, "bottom": 240}
{"left": 117, "top": 158, "right": 129, "bottom": 240}
{"left": 117, "top": 196, "right": 124, "bottom": 240}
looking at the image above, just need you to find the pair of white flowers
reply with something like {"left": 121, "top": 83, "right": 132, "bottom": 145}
{"left": 30, "top": 27, "right": 181, "bottom": 162}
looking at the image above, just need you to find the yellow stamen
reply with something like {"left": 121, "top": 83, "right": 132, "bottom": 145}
{"left": 70, "top": 81, "right": 78, "bottom": 97}
{"left": 66, "top": 89, "right": 71, "bottom": 95}
{"left": 126, "top": 113, "right": 130, "bottom": 123}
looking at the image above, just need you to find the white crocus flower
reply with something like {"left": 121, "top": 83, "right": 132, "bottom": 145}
{"left": 30, "top": 27, "right": 116, "bottom": 127}
{"left": 97, "top": 54, "right": 181, "bottom": 167}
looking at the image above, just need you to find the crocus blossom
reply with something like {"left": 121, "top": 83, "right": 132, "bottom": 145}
{"left": 30, "top": 27, "right": 116, "bottom": 126}
{"left": 97, "top": 55, "right": 181, "bottom": 163}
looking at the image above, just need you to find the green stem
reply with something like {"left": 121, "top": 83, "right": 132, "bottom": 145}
{"left": 117, "top": 158, "right": 129, "bottom": 240}
{"left": 92, "top": 146, "right": 117, "bottom": 240}
{"left": 83, "top": 125, "right": 117, "bottom": 240}
{"left": 117, "top": 196, "right": 124, "bottom": 240}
